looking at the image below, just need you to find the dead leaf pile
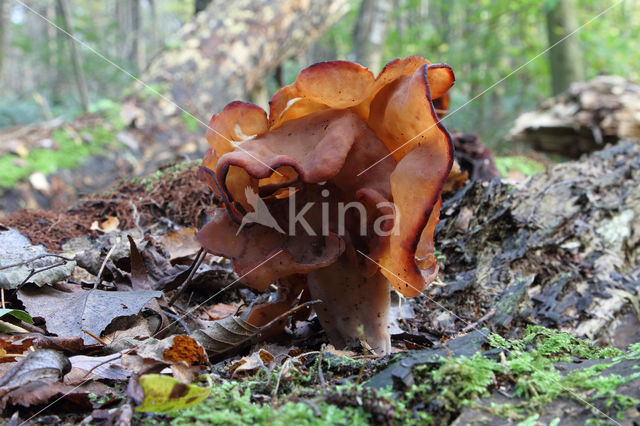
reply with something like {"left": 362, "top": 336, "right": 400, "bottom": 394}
{"left": 0, "top": 224, "right": 317, "bottom": 422}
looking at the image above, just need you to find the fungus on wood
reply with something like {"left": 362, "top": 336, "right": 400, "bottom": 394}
{"left": 196, "top": 56, "right": 455, "bottom": 355}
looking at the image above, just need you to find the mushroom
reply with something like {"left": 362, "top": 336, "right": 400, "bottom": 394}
{"left": 197, "top": 56, "right": 454, "bottom": 355}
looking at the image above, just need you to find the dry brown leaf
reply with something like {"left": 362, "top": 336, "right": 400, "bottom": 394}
{"left": 191, "top": 315, "right": 259, "bottom": 357}
{"left": 0, "top": 334, "right": 86, "bottom": 356}
{"left": 158, "top": 228, "right": 201, "bottom": 261}
{"left": 229, "top": 344, "right": 294, "bottom": 375}
{"left": 90, "top": 216, "right": 120, "bottom": 233}
{"left": 201, "top": 303, "right": 238, "bottom": 320}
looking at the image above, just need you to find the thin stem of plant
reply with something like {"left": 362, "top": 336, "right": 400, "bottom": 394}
{"left": 168, "top": 248, "right": 206, "bottom": 307}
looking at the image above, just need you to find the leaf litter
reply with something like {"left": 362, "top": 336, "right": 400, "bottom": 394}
{"left": 0, "top": 142, "right": 638, "bottom": 423}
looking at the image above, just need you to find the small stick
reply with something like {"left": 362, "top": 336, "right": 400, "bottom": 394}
{"left": 356, "top": 358, "right": 366, "bottom": 385}
{"left": 82, "top": 329, "right": 107, "bottom": 346}
{"left": 168, "top": 248, "right": 206, "bottom": 307}
{"left": 1, "top": 288, "right": 4, "bottom": 309}
{"left": 316, "top": 351, "right": 326, "bottom": 387}
{"left": 272, "top": 358, "right": 291, "bottom": 404}
{"left": 80, "top": 349, "right": 135, "bottom": 380}
{"left": 298, "top": 398, "right": 322, "bottom": 417}
{"left": 19, "top": 261, "right": 67, "bottom": 287}
{"left": 17, "top": 320, "right": 45, "bottom": 334}
{"left": 94, "top": 240, "right": 119, "bottom": 289}
{"left": 0, "top": 254, "right": 75, "bottom": 271}
{"left": 461, "top": 307, "right": 497, "bottom": 333}
{"left": 161, "top": 308, "right": 190, "bottom": 334}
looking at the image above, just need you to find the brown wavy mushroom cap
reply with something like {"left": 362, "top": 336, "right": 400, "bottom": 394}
{"left": 197, "top": 56, "right": 454, "bottom": 355}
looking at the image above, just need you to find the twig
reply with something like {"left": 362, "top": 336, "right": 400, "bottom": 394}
{"left": 461, "top": 307, "right": 497, "bottom": 333}
{"left": 19, "top": 261, "right": 67, "bottom": 287}
{"left": 94, "top": 240, "right": 119, "bottom": 289}
{"left": 168, "top": 248, "right": 206, "bottom": 307}
{"left": 82, "top": 329, "right": 107, "bottom": 346}
{"left": 17, "top": 320, "right": 46, "bottom": 334}
{"left": 1, "top": 288, "right": 4, "bottom": 309}
{"left": 356, "top": 357, "right": 366, "bottom": 385}
{"left": 255, "top": 300, "right": 321, "bottom": 339}
{"left": 161, "top": 308, "right": 190, "bottom": 334}
{"left": 272, "top": 358, "right": 290, "bottom": 405}
{"left": 316, "top": 351, "right": 326, "bottom": 387}
{"left": 80, "top": 350, "right": 134, "bottom": 380}
{"left": 0, "top": 253, "right": 75, "bottom": 270}
{"left": 298, "top": 398, "right": 322, "bottom": 417}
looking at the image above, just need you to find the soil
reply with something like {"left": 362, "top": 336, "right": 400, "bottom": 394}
{"left": 1, "top": 161, "right": 216, "bottom": 251}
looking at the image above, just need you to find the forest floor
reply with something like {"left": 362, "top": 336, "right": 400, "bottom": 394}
{"left": 0, "top": 143, "right": 639, "bottom": 425}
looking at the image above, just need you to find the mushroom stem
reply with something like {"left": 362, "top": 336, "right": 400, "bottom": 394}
{"left": 307, "top": 255, "right": 391, "bottom": 355}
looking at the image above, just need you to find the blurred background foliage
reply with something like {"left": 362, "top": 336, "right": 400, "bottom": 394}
{"left": 0, "top": 0, "right": 638, "bottom": 153}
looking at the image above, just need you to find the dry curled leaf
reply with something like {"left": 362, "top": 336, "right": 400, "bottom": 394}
{"left": 90, "top": 216, "right": 121, "bottom": 233}
{"left": 158, "top": 228, "right": 201, "bottom": 262}
{"left": 229, "top": 344, "right": 295, "bottom": 375}
{"left": 0, "top": 349, "right": 89, "bottom": 411}
{"left": 191, "top": 315, "right": 259, "bottom": 358}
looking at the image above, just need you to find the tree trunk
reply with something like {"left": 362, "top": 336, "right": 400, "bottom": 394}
{"left": 128, "top": 0, "right": 143, "bottom": 72}
{"left": 0, "top": 0, "right": 8, "bottom": 81}
{"left": 51, "top": 1, "right": 67, "bottom": 106}
{"left": 194, "top": 0, "right": 213, "bottom": 15}
{"left": 147, "top": 0, "right": 158, "bottom": 55}
{"left": 133, "top": 0, "right": 349, "bottom": 152}
{"left": 545, "top": 0, "right": 584, "bottom": 96}
{"left": 352, "top": 0, "right": 392, "bottom": 72}
{"left": 56, "top": 0, "right": 89, "bottom": 113}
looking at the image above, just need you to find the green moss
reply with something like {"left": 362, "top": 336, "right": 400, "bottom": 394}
{"left": 0, "top": 125, "right": 119, "bottom": 189}
{"left": 165, "top": 327, "right": 639, "bottom": 425}
{"left": 169, "top": 381, "right": 372, "bottom": 426}
{"left": 89, "top": 99, "right": 125, "bottom": 130}
{"left": 495, "top": 156, "right": 546, "bottom": 178}
{"left": 482, "top": 327, "right": 638, "bottom": 418}
{"left": 182, "top": 111, "right": 201, "bottom": 133}
{"left": 138, "top": 160, "right": 200, "bottom": 192}
{"left": 403, "top": 327, "right": 638, "bottom": 422}
{"left": 488, "top": 325, "right": 624, "bottom": 360}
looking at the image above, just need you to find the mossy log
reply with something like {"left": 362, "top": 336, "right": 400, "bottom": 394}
{"left": 127, "top": 0, "right": 349, "bottom": 154}
{"left": 427, "top": 140, "right": 640, "bottom": 349}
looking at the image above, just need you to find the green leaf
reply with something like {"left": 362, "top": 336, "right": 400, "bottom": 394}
{"left": 136, "top": 374, "right": 211, "bottom": 413}
{"left": 0, "top": 308, "right": 34, "bottom": 324}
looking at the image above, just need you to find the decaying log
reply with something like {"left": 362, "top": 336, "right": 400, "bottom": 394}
{"left": 0, "top": 0, "right": 349, "bottom": 213}
{"left": 427, "top": 139, "right": 640, "bottom": 348}
{"left": 128, "top": 0, "right": 349, "bottom": 153}
{"left": 508, "top": 76, "right": 640, "bottom": 157}
{"left": 450, "top": 132, "right": 501, "bottom": 182}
